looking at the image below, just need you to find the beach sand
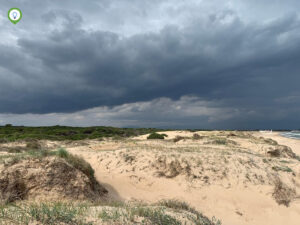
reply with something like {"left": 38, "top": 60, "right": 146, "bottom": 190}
{"left": 65, "top": 131, "right": 300, "bottom": 225}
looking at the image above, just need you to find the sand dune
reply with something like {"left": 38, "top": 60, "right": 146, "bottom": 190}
{"left": 64, "top": 131, "right": 300, "bottom": 225}
{"left": 1, "top": 131, "right": 300, "bottom": 224}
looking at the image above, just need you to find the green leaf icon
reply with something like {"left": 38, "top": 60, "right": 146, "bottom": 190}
{"left": 8, "top": 8, "right": 22, "bottom": 24}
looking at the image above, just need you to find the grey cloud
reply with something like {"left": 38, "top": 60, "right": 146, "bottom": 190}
{"left": 0, "top": 0, "right": 300, "bottom": 128}
{"left": 1, "top": 96, "right": 298, "bottom": 129}
{"left": 0, "top": 96, "right": 241, "bottom": 128}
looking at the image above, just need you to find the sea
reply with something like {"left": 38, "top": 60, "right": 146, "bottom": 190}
{"left": 281, "top": 131, "right": 300, "bottom": 140}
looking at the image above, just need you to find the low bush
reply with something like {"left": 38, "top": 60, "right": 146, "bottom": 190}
{"left": 147, "top": 133, "right": 168, "bottom": 140}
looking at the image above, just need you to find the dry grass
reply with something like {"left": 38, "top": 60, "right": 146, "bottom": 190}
{"left": 173, "top": 136, "right": 185, "bottom": 143}
{"left": 272, "top": 179, "right": 296, "bottom": 207}
{"left": 0, "top": 178, "right": 27, "bottom": 203}
{"left": 192, "top": 134, "right": 203, "bottom": 140}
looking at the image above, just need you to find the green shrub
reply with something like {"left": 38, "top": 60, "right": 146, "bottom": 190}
{"left": 147, "top": 133, "right": 168, "bottom": 140}
{"left": 0, "top": 126, "right": 163, "bottom": 141}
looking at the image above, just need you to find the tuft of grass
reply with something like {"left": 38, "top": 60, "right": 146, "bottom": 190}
{"left": 212, "top": 138, "right": 227, "bottom": 145}
{"left": 173, "top": 136, "right": 185, "bottom": 143}
{"left": 193, "top": 133, "right": 203, "bottom": 140}
{"left": 157, "top": 200, "right": 191, "bottom": 211}
{"left": 262, "top": 158, "right": 268, "bottom": 163}
{"left": 57, "top": 148, "right": 69, "bottom": 158}
{"left": 131, "top": 207, "right": 181, "bottom": 225}
{"left": 272, "top": 166, "right": 293, "bottom": 173}
{"left": 25, "top": 139, "right": 41, "bottom": 150}
{"left": 279, "top": 160, "right": 291, "bottom": 164}
{"left": 122, "top": 154, "right": 136, "bottom": 163}
{"left": 157, "top": 200, "right": 221, "bottom": 225}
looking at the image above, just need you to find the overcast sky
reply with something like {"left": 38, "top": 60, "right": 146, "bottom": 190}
{"left": 0, "top": 0, "right": 299, "bottom": 129}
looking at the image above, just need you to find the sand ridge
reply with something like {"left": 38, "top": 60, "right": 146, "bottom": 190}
{"left": 62, "top": 131, "right": 300, "bottom": 225}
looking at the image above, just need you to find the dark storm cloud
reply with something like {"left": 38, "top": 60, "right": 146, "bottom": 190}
{"left": 0, "top": 0, "right": 300, "bottom": 128}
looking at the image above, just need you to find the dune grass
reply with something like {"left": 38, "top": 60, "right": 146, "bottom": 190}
{"left": 57, "top": 148, "right": 96, "bottom": 185}
{"left": 156, "top": 200, "right": 221, "bottom": 225}
{"left": 98, "top": 200, "right": 221, "bottom": 225}
{"left": 0, "top": 200, "right": 221, "bottom": 225}
{"left": 0, "top": 202, "right": 89, "bottom": 225}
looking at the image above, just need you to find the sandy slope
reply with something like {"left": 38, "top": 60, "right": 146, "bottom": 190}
{"left": 64, "top": 131, "right": 300, "bottom": 225}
